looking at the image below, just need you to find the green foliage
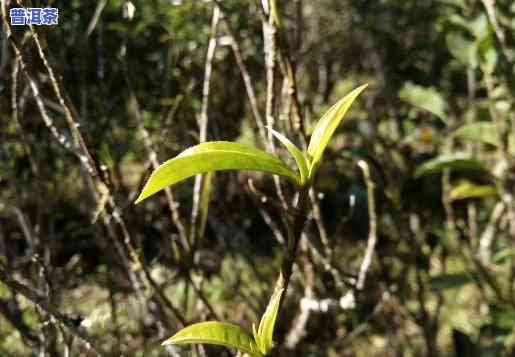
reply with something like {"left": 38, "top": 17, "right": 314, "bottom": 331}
{"left": 399, "top": 82, "right": 448, "bottom": 122}
{"left": 307, "top": 84, "right": 368, "bottom": 176}
{"left": 253, "top": 275, "right": 284, "bottom": 355}
{"left": 267, "top": 127, "right": 310, "bottom": 186}
{"left": 414, "top": 153, "right": 488, "bottom": 178}
{"left": 452, "top": 122, "right": 499, "bottom": 147}
{"left": 3, "top": 0, "right": 515, "bottom": 355}
{"left": 135, "top": 141, "right": 299, "bottom": 203}
{"left": 136, "top": 85, "right": 366, "bottom": 205}
{"left": 162, "top": 321, "right": 263, "bottom": 357}
{"left": 429, "top": 273, "right": 474, "bottom": 292}
{"left": 137, "top": 86, "right": 366, "bottom": 354}
{"left": 450, "top": 181, "right": 497, "bottom": 201}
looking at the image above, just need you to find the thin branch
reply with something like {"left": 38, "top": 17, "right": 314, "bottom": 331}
{"left": 6, "top": 5, "right": 182, "bottom": 330}
{"left": 123, "top": 74, "right": 190, "bottom": 251}
{"left": 285, "top": 241, "right": 314, "bottom": 349}
{"left": 356, "top": 160, "right": 378, "bottom": 290}
{"left": 190, "top": 4, "right": 220, "bottom": 244}
{"left": 215, "top": 3, "right": 267, "bottom": 143}
{"left": 85, "top": 0, "right": 108, "bottom": 39}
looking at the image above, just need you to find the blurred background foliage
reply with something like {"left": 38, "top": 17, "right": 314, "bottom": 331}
{"left": 1, "top": 0, "right": 515, "bottom": 356}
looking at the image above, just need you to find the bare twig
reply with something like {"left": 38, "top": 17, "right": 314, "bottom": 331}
{"left": 478, "top": 201, "right": 505, "bottom": 263}
{"left": 4, "top": 4, "right": 186, "bottom": 331}
{"left": 190, "top": 4, "right": 220, "bottom": 244}
{"left": 356, "top": 160, "right": 378, "bottom": 290}
{"left": 214, "top": 2, "right": 267, "bottom": 142}
{"left": 125, "top": 81, "right": 190, "bottom": 250}
{"left": 285, "top": 241, "right": 314, "bottom": 348}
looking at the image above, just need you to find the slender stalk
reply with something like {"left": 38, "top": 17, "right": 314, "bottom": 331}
{"left": 190, "top": 4, "right": 220, "bottom": 245}
{"left": 356, "top": 160, "right": 378, "bottom": 290}
{"left": 276, "top": 187, "right": 309, "bottom": 305}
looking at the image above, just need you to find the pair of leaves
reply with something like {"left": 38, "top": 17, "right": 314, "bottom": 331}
{"left": 162, "top": 279, "right": 284, "bottom": 356}
{"left": 135, "top": 84, "right": 367, "bottom": 203}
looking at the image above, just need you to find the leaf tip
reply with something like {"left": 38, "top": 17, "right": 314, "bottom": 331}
{"left": 134, "top": 189, "right": 150, "bottom": 204}
{"left": 134, "top": 195, "right": 144, "bottom": 205}
{"left": 161, "top": 337, "right": 174, "bottom": 346}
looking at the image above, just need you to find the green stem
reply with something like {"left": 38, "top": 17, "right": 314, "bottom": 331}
{"left": 273, "top": 187, "right": 310, "bottom": 333}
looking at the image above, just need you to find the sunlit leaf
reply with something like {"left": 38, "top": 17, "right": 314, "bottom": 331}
{"left": 252, "top": 323, "right": 259, "bottom": 348}
{"left": 414, "top": 153, "right": 488, "bottom": 178}
{"left": 256, "top": 274, "right": 285, "bottom": 354}
{"left": 452, "top": 122, "right": 499, "bottom": 146}
{"left": 399, "top": 82, "right": 448, "bottom": 122}
{"left": 135, "top": 141, "right": 299, "bottom": 203}
{"left": 450, "top": 181, "right": 497, "bottom": 201}
{"left": 446, "top": 32, "right": 478, "bottom": 68}
{"left": 469, "top": 14, "right": 489, "bottom": 40}
{"left": 429, "top": 273, "right": 473, "bottom": 291}
{"left": 307, "top": 84, "right": 367, "bottom": 178}
{"left": 162, "top": 321, "right": 263, "bottom": 357}
{"left": 478, "top": 38, "right": 498, "bottom": 74}
{"left": 266, "top": 126, "right": 309, "bottom": 186}
{"left": 492, "top": 248, "right": 515, "bottom": 264}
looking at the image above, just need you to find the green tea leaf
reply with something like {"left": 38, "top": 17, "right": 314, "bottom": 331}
{"left": 162, "top": 321, "right": 263, "bottom": 357}
{"left": 399, "top": 82, "right": 448, "bottom": 122}
{"left": 446, "top": 32, "right": 478, "bottom": 68}
{"left": 414, "top": 153, "right": 488, "bottom": 178}
{"left": 478, "top": 35, "right": 498, "bottom": 74}
{"left": 450, "top": 181, "right": 497, "bottom": 201}
{"left": 252, "top": 323, "right": 259, "bottom": 347}
{"left": 491, "top": 308, "right": 515, "bottom": 330}
{"left": 135, "top": 141, "right": 299, "bottom": 203}
{"left": 256, "top": 274, "right": 285, "bottom": 354}
{"left": 492, "top": 248, "right": 515, "bottom": 264}
{"left": 429, "top": 273, "right": 473, "bottom": 291}
{"left": 307, "top": 84, "right": 367, "bottom": 178}
{"left": 266, "top": 126, "right": 309, "bottom": 186}
{"left": 452, "top": 122, "right": 499, "bottom": 146}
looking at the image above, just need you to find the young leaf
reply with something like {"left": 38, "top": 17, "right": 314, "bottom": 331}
{"left": 307, "top": 84, "right": 368, "bottom": 179}
{"left": 135, "top": 141, "right": 299, "bottom": 203}
{"left": 452, "top": 122, "right": 499, "bottom": 147}
{"left": 266, "top": 126, "right": 309, "bottom": 186}
{"left": 256, "top": 274, "right": 285, "bottom": 355}
{"left": 450, "top": 181, "right": 497, "bottom": 201}
{"left": 429, "top": 273, "right": 473, "bottom": 292}
{"left": 162, "top": 321, "right": 264, "bottom": 357}
{"left": 414, "top": 153, "right": 488, "bottom": 178}
{"left": 252, "top": 323, "right": 260, "bottom": 347}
